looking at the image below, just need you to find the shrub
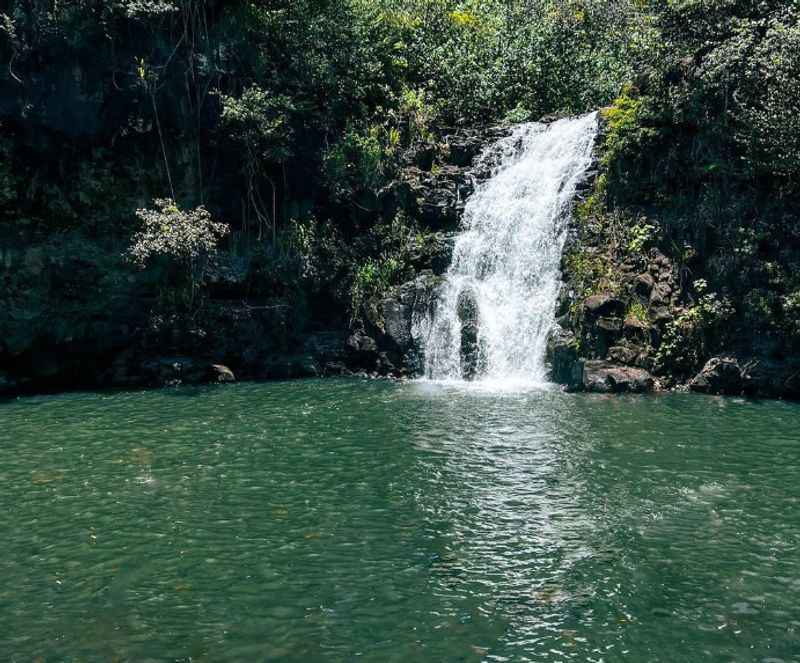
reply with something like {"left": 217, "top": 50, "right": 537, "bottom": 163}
{"left": 128, "top": 198, "right": 229, "bottom": 303}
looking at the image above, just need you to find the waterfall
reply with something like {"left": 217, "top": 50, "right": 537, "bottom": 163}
{"left": 415, "top": 113, "right": 598, "bottom": 384}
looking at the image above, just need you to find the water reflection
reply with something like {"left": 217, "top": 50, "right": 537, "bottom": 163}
{"left": 405, "top": 385, "right": 608, "bottom": 659}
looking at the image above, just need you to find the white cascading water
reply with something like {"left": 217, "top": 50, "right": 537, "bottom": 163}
{"left": 416, "top": 113, "right": 598, "bottom": 385}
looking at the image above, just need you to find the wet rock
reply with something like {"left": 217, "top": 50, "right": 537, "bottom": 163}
{"left": 459, "top": 321, "right": 481, "bottom": 380}
{"left": 689, "top": 357, "right": 743, "bottom": 395}
{"left": 455, "top": 289, "right": 482, "bottom": 380}
{"left": 456, "top": 288, "right": 478, "bottom": 324}
{"left": 305, "top": 332, "right": 348, "bottom": 365}
{"left": 346, "top": 330, "right": 378, "bottom": 355}
{"left": 397, "top": 165, "right": 469, "bottom": 228}
{"left": 261, "top": 355, "right": 319, "bottom": 379}
{"left": 381, "top": 272, "right": 443, "bottom": 354}
{"left": 547, "top": 327, "right": 583, "bottom": 389}
{"left": 446, "top": 126, "right": 509, "bottom": 167}
{"left": 555, "top": 284, "right": 573, "bottom": 318}
{"left": 211, "top": 364, "right": 236, "bottom": 383}
{"left": 741, "top": 358, "right": 800, "bottom": 399}
{"left": 581, "top": 361, "right": 655, "bottom": 394}
{"left": 583, "top": 294, "right": 625, "bottom": 318}
{"left": 383, "top": 300, "right": 414, "bottom": 353}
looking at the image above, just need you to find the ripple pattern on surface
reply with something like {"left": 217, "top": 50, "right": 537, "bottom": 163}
{"left": 0, "top": 382, "right": 799, "bottom": 662}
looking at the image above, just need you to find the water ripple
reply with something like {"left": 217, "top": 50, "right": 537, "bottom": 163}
{"left": 0, "top": 381, "right": 798, "bottom": 662}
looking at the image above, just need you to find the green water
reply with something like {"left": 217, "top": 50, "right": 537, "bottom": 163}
{"left": 1, "top": 380, "right": 799, "bottom": 662}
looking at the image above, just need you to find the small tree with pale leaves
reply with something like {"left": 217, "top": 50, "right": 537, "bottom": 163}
{"left": 128, "top": 198, "right": 229, "bottom": 305}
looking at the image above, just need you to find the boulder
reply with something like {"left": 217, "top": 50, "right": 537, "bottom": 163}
{"left": 740, "top": 357, "right": 800, "bottom": 399}
{"left": 581, "top": 361, "right": 655, "bottom": 393}
{"left": 595, "top": 316, "right": 623, "bottom": 333}
{"left": 459, "top": 321, "right": 482, "bottom": 380}
{"left": 650, "top": 283, "right": 673, "bottom": 307}
{"left": 381, "top": 272, "right": 443, "bottom": 354}
{"left": 608, "top": 345, "right": 640, "bottom": 365}
{"left": 455, "top": 288, "right": 482, "bottom": 379}
{"left": 583, "top": 294, "right": 625, "bottom": 318}
{"left": 689, "top": 357, "right": 743, "bottom": 395}
{"left": 546, "top": 327, "right": 583, "bottom": 389}
{"left": 635, "top": 273, "right": 655, "bottom": 297}
{"left": 346, "top": 330, "right": 378, "bottom": 355}
{"left": 211, "top": 364, "right": 236, "bottom": 383}
{"left": 649, "top": 306, "right": 673, "bottom": 325}
{"left": 623, "top": 316, "right": 651, "bottom": 343}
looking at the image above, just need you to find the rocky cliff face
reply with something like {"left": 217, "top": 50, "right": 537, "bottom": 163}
{"left": 547, "top": 114, "right": 800, "bottom": 400}
{"left": 0, "top": 125, "right": 503, "bottom": 396}
{"left": 4, "top": 108, "right": 797, "bottom": 400}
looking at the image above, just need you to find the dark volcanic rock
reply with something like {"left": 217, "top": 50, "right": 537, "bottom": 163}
{"left": 689, "top": 357, "right": 743, "bottom": 396}
{"left": 584, "top": 294, "right": 626, "bottom": 318}
{"left": 547, "top": 327, "right": 583, "bottom": 389}
{"left": 742, "top": 357, "right": 800, "bottom": 399}
{"left": 608, "top": 345, "right": 640, "bottom": 366}
{"left": 581, "top": 361, "right": 655, "bottom": 393}
{"left": 635, "top": 273, "right": 655, "bottom": 297}
{"left": 260, "top": 355, "right": 319, "bottom": 379}
{"left": 455, "top": 288, "right": 481, "bottom": 380}
{"left": 381, "top": 272, "right": 443, "bottom": 354}
{"left": 211, "top": 364, "right": 236, "bottom": 383}
{"left": 459, "top": 321, "right": 481, "bottom": 380}
{"left": 346, "top": 330, "right": 378, "bottom": 355}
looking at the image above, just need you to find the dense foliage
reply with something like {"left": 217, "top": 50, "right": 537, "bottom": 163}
{"left": 573, "top": 0, "right": 800, "bottom": 376}
{"left": 1, "top": 0, "right": 799, "bottom": 386}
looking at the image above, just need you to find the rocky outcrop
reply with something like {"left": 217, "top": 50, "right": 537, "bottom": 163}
{"left": 579, "top": 361, "right": 656, "bottom": 394}
{"left": 689, "top": 357, "right": 744, "bottom": 396}
{"left": 547, "top": 326, "right": 583, "bottom": 387}
{"left": 687, "top": 356, "right": 800, "bottom": 399}
{"left": 455, "top": 288, "right": 483, "bottom": 380}
{"left": 377, "top": 271, "right": 443, "bottom": 372}
{"left": 390, "top": 127, "right": 510, "bottom": 229}
{"left": 742, "top": 358, "right": 800, "bottom": 400}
